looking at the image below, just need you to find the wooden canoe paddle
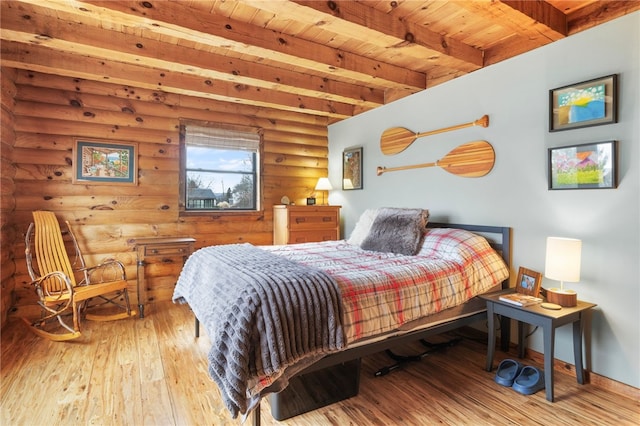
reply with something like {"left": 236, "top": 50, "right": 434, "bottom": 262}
{"left": 377, "top": 141, "right": 495, "bottom": 177}
{"left": 380, "top": 115, "right": 489, "bottom": 156}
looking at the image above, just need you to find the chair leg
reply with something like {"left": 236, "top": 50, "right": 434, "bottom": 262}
{"left": 72, "top": 300, "right": 82, "bottom": 333}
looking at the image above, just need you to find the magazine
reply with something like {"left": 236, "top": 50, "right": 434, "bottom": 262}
{"left": 499, "top": 293, "right": 543, "bottom": 307}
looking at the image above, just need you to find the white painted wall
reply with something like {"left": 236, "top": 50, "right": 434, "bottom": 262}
{"left": 327, "top": 13, "right": 639, "bottom": 388}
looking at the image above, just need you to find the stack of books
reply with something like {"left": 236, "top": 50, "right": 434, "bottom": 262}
{"left": 499, "top": 293, "right": 543, "bottom": 307}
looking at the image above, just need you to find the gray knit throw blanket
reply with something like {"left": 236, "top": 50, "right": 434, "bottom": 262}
{"left": 173, "top": 243, "right": 345, "bottom": 418}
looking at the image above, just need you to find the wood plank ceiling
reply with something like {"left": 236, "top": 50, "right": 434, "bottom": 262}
{"left": 2, "top": 0, "right": 639, "bottom": 123}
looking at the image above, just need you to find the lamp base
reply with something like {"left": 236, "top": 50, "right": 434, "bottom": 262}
{"left": 546, "top": 288, "right": 577, "bottom": 307}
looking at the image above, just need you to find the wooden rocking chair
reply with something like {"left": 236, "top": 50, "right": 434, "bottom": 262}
{"left": 23, "top": 211, "right": 136, "bottom": 341}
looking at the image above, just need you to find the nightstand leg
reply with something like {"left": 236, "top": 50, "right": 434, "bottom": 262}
{"left": 486, "top": 304, "right": 496, "bottom": 371}
{"left": 517, "top": 321, "right": 526, "bottom": 358}
{"left": 573, "top": 317, "right": 585, "bottom": 384}
{"left": 543, "top": 322, "right": 555, "bottom": 402}
{"left": 500, "top": 314, "right": 510, "bottom": 352}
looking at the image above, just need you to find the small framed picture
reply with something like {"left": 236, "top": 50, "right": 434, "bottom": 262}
{"left": 548, "top": 140, "right": 617, "bottom": 190}
{"left": 549, "top": 74, "right": 618, "bottom": 132}
{"left": 306, "top": 197, "right": 316, "bottom": 205}
{"left": 73, "top": 139, "right": 137, "bottom": 185}
{"left": 343, "top": 146, "right": 362, "bottom": 190}
{"left": 516, "top": 267, "right": 542, "bottom": 297}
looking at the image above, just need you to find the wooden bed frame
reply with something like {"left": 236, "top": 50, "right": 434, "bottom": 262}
{"left": 193, "top": 223, "right": 511, "bottom": 425}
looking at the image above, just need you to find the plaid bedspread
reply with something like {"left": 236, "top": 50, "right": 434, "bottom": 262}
{"left": 262, "top": 228, "right": 509, "bottom": 343}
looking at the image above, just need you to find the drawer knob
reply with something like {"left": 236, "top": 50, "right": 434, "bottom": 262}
{"left": 296, "top": 217, "right": 306, "bottom": 223}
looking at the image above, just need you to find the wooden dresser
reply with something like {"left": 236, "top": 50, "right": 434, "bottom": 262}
{"left": 273, "top": 205, "right": 341, "bottom": 244}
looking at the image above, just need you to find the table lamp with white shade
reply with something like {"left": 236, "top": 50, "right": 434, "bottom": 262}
{"left": 314, "top": 177, "right": 333, "bottom": 205}
{"left": 544, "top": 236, "right": 582, "bottom": 309}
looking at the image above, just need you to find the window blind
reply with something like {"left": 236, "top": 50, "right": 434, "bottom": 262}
{"left": 185, "top": 125, "right": 260, "bottom": 150}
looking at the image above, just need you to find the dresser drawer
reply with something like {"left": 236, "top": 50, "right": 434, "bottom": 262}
{"left": 289, "top": 230, "right": 339, "bottom": 244}
{"left": 289, "top": 211, "right": 339, "bottom": 230}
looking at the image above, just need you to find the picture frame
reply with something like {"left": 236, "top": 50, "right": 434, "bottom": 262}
{"left": 342, "top": 146, "right": 362, "bottom": 190}
{"left": 73, "top": 139, "right": 137, "bottom": 185}
{"left": 515, "top": 267, "right": 542, "bottom": 297}
{"left": 548, "top": 140, "right": 617, "bottom": 190}
{"left": 549, "top": 74, "right": 618, "bottom": 132}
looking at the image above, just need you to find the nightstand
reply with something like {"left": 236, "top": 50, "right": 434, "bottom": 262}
{"left": 480, "top": 290, "right": 596, "bottom": 402}
{"left": 273, "top": 205, "right": 341, "bottom": 244}
{"left": 131, "top": 237, "right": 195, "bottom": 318}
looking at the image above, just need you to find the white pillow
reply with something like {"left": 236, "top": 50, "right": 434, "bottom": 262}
{"left": 347, "top": 209, "right": 379, "bottom": 246}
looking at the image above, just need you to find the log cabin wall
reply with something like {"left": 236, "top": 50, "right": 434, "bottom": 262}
{"left": 4, "top": 68, "right": 330, "bottom": 321}
{"left": 1, "top": 68, "right": 18, "bottom": 328}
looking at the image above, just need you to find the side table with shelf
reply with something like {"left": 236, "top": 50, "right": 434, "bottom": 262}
{"left": 480, "top": 290, "right": 596, "bottom": 402}
{"left": 131, "top": 237, "right": 196, "bottom": 318}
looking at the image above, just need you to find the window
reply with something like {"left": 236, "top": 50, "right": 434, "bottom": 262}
{"left": 181, "top": 123, "right": 261, "bottom": 212}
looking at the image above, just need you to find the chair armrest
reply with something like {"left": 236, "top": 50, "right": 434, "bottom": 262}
{"left": 79, "top": 259, "right": 127, "bottom": 284}
{"left": 29, "top": 272, "right": 74, "bottom": 300}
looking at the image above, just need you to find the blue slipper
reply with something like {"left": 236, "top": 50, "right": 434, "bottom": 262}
{"left": 494, "top": 359, "right": 524, "bottom": 387}
{"left": 512, "top": 366, "right": 545, "bottom": 395}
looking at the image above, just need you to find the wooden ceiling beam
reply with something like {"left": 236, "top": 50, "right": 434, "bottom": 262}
{"left": 280, "top": 0, "right": 484, "bottom": 70}
{"left": 566, "top": 0, "right": 640, "bottom": 34}
{"left": 501, "top": 1, "right": 568, "bottom": 37}
{"left": 1, "top": 40, "right": 354, "bottom": 119}
{"left": 483, "top": 33, "right": 546, "bottom": 67}
{"left": 0, "top": 5, "right": 383, "bottom": 109}
{"left": 74, "top": 0, "right": 427, "bottom": 91}
{"left": 458, "top": 0, "right": 567, "bottom": 50}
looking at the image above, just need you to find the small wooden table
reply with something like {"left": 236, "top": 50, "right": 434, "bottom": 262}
{"left": 480, "top": 290, "right": 596, "bottom": 402}
{"left": 131, "top": 237, "right": 195, "bottom": 318}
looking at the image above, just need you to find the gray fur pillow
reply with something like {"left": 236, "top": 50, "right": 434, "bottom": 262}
{"left": 360, "top": 208, "right": 428, "bottom": 255}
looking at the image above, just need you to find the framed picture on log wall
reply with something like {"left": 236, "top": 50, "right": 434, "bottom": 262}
{"left": 549, "top": 74, "right": 618, "bottom": 132}
{"left": 342, "top": 146, "right": 362, "bottom": 190}
{"left": 73, "top": 139, "right": 137, "bottom": 185}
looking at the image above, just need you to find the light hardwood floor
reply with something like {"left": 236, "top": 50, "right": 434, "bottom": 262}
{"left": 2, "top": 301, "right": 638, "bottom": 425}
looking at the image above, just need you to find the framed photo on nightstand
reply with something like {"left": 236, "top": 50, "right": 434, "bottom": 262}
{"left": 516, "top": 267, "right": 542, "bottom": 297}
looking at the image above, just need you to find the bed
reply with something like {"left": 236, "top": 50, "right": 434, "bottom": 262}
{"left": 173, "top": 208, "right": 511, "bottom": 424}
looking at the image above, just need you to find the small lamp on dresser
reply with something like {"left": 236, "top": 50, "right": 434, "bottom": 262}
{"left": 314, "top": 177, "right": 333, "bottom": 205}
{"left": 544, "top": 236, "right": 582, "bottom": 308}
